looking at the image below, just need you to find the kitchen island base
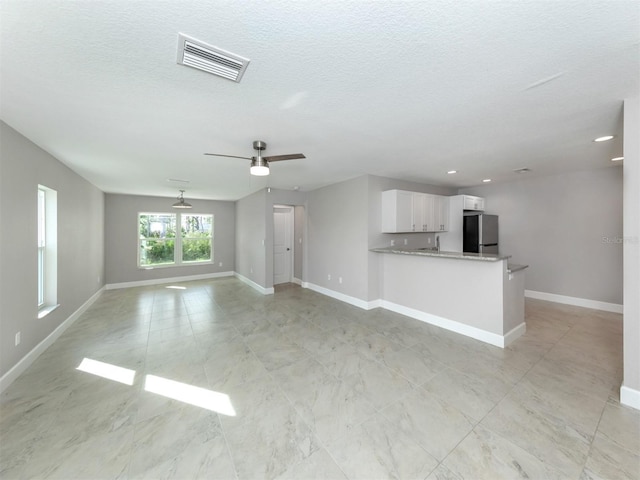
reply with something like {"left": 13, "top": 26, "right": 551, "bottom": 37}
{"left": 373, "top": 248, "right": 527, "bottom": 348}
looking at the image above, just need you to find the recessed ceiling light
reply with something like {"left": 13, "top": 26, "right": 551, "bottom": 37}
{"left": 447, "top": 170, "right": 457, "bottom": 174}
{"left": 482, "top": 179, "right": 492, "bottom": 183}
{"left": 593, "top": 135, "right": 615, "bottom": 142}
{"left": 611, "top": 157, "right": 624, "bottom": 162}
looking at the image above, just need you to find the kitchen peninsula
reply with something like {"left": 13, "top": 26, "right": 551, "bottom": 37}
{"left": 371, "top": 246, "right": 528, "bottom": 348}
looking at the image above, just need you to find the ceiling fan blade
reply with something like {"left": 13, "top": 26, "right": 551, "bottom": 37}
{"left": 204, "top": 153, "right": 252, "bottom": 160}
{"left": 263, "top": 153, "right": 306, "bottom": 162}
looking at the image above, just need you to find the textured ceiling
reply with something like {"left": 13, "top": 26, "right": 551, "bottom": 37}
{"left": 1, "top": 0, "right": 638, "bottom": 200}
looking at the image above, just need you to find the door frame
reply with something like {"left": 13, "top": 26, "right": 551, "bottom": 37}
{"left": 273, "top": 205, "right": 295, "bottom": 285}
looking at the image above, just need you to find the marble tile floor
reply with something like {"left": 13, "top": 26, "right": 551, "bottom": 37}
{"left": 1, "top": 278, "right": 638, "bottom": 479}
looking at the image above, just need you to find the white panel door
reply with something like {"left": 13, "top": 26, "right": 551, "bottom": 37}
{"left": 273, "top": 207, "right": 293, "bottom": 285}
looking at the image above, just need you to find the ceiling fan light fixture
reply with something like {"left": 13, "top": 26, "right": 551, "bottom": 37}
{"left": 250, "top": 157, "right": 270, "bottom": 176}
{"left": 172, "top": 190, "right": 193, "bottom": 209}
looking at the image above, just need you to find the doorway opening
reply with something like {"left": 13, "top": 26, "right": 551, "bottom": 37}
{"left": 273, "top": 206, "right": 294, "bottom": 285}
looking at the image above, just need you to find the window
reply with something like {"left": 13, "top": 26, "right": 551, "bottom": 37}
{"left": 181, "top": 214, "right": 213, "bottom": 263}
{"left": 37, "top": 189, "right": 45, "bottom": 306}
{"left": 38, "top": 185, "right": 57, "bottom": 314}
{"left": 138, "top": 212, "right": 213, "bottom": 267}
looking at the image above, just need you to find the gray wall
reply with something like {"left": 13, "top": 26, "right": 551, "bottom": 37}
{"left": 307, "top": 176, "right": 370, "bottom": 300}
{"left": 623, "top": 97, "right": 640, "bottom": 396}
{"left": 460, "top": 167, "right": 623, "bottom": 304}
{"left": 0, "top": 121, "right": 105, "bottom": 378}
{"left": 235, "top": 189, "right": 268, "bottom": 287}
{"left": 235, "top": 188, "right": 308, "bottom": 290}
{"left": 105, "top": 194, "right": 235, "bottom": 285}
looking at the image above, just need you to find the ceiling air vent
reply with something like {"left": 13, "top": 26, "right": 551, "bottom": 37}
{"left": 176, "top": 33, "right": 250, "bottom": 83}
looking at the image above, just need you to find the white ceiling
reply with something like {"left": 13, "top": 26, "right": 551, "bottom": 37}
{"left": 1, "top": 1, "right": 638, "bottom": 201}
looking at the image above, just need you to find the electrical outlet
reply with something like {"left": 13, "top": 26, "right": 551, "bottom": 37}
{"left": 404, "top": 238, "right": 408, "bottom": 245}
{"left": 97, "top": 276, "right": 101, "bottom": 284}
{"left": 339, "top": 277, "right": 343, "bottom": 284}
{"left": 15, "top": 332, "right": 20, "bottom": 346}
{"left": 428, "top": 237, "right": 432, "bottom": 244}
{"left": 390, "top": 239, "right": 395, "bottom": 246}
{"left": 327, "top": 274, "right": 331, "bottom": 281}
{"left": 250, "top": 267, "right": 253, "bottom": 274}
{"left": 219, "top": 262, "right": 222, "bottom": 267}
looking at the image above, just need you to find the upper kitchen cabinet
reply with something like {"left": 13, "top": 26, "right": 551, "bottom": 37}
{"left": 382, "top": 190, "right": 414, "bottom": 232}
{"left": 463, "top": 195, "right": 485, "bottom": 211}
{"left": 382, "top": 190, "right": 450, "bottom": 233}
{"left": 432, "top": 195, "right": 449, "bottom": 232}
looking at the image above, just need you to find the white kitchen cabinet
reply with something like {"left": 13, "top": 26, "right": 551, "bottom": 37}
{"left": 432, "top": 195, "right": 449, "bottom": 232}
{"left": 382, "top": 190, "right": 414, "bottom": 232}
{"left": 463, "top": 195, "right": 484, "bottom": 211}
{"left": 382, "top": 190, "right": 449, "bottom": 233}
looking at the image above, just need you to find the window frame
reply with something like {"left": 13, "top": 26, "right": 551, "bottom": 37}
{"left": 137, "top": 211, "right": 214, "bottom": 269}
{"left": 37, "top": 185, "right": 58, "bottom": 317}
{"left": 37, "top": 188, "right": 46, "bottom": 307}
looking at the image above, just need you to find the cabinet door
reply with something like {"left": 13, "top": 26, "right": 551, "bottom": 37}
{"left": 396, "top": 191, "right": 414, "bottom": 232}
{"left": 382, "top": 190, "right": 413, "bottom": 232}
{"left": 412, "top": 193, "right": 425, "bottom": 231}
{"left": 423, "top": 194, "right": 436, "bottom": 231}
{"left": 433, "top": 196, "right": 449, "bottom": 231}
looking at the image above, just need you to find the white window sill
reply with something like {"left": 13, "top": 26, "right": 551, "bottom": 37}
{"left": 38, "top": 304, "right": 60, "bottom": 319}
{"left": 138, "top": 261, "right": 214, "bottom": 270}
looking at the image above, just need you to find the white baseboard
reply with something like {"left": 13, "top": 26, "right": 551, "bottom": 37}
{"left": 234, "top": 272, "right": 274, "bottom": 295}
{"left": 0, "top": 287, "right": 105, "bottom": 393}
{"left": 525, "top": 290, "right": 623, "bottom": 314}
{"left": 620, "top": 385, "right": 640, "bottom": 411}
{"left": 302, "top": 282, "right": 379, "bottom": 310}
{"left": 106, "top": 271, "right": 234, "bottom": 290}
{"left": 292, "top": 277, "right": 302, "bottom": 286}
{"left": 380, "top": 300, "right": 514, "bottom": 348}
{"left": 503, "top": 322, "right": 527, "bottom": 347}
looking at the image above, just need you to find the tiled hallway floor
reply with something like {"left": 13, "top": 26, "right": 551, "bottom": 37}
{"left": 1, "top": 278, "right": 638, "bottom": 479}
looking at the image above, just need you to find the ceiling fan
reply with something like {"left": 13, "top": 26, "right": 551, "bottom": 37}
{"left": 204, "top": 140, "right": 305, "bottom": 176}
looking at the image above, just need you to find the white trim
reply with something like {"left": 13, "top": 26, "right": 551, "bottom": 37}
{"left": 302, "top": 282, "right": 379, "bottom": 310}
{"left": 292, "top": 277, "right": 302, "bottom": 286}
{"left": 525, "top": 290, "right": 623, "bottom": 314}
{"left": 380, "top": 300, "right": 510, "bottom": 348}
{"left": 620, "top": 385, "right": 640, "bottom": 411}
{"left": 106, "top": 271, "right": 233, "bottom": 290}
{"left": 503, "top": 322, "right": 527, "bottom": 347}
{"left": 0, "top": 287, "right": 105, "bottom": 393}
{"left": 234, "top": 272, "right": 274, "bottom": 295}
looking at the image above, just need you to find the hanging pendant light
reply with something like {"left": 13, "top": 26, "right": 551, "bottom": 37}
{"left": 172, "top": 190, "right": 192, "bottom": 209}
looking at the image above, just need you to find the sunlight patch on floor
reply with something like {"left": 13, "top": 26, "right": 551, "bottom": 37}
{"left": 76, "top": 358, "right": 136, "bottom": 385}
{"left": 144, "top": 374, "right": 236, "bottom": 416}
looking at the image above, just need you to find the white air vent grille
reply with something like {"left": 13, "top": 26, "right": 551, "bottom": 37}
{"left": 177, "top": 33, "right": 250, "bottom": 83}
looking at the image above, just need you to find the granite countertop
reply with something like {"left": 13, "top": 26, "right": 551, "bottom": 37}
{"left": 507, "top": 263, "right": 529, "bottom": 273}
{"left": 370, "top": 246, "right": 511, "bottom": 262}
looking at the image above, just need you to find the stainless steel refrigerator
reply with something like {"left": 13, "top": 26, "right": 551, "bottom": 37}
{"left": 463, "top": 214, "right": 499, "bottom": 254}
